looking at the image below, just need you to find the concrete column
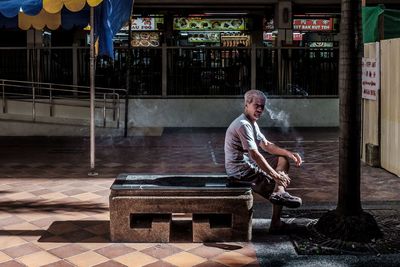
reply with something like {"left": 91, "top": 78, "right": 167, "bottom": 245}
{"left": 250, "top": 14, "right": 263, "bottom": 90}
{"left": 26, "top": 29, "right": 43, "bottom": 47}
{"left": 161, "top": 13, "right": 173, "bottom": 96}
{"left": 275, "top": 1, "right": 293, "bottom": 46}
{"left": 163, "top": 13, "right": 174, "bottom": 46}
{"left": 275, "top": 1, "right": 293, "bottom": 93}
{"left": 27, "top": 30, "right": 43, "bottom": 82}
{"left": 162, "top": 43, "right": 167, "bottom": 97}
{"left": 250, "top": 14, "right": 264, "bottom": 46}
{"left": 251, "top": 46, "right": 256, "bottom": 90}
{"left": 72, "top": 43, "right": 78, "bottom": 87}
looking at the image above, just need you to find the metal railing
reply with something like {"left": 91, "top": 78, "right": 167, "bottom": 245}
{"left": 0, "top": 79, "right": 127, "bottom": 128}
{"left": 166, "top": 47, "right": 251, "bottom": 96}
{"left": 0, "top": 48, "right": 27, "bottom": 81}
{"left": 256, "top": 47, "right": 339, "bottom": 96}
{"left": 0, "top": 46, "right": 339, "bottom": 97}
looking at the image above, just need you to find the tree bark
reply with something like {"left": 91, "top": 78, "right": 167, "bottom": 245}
{"left": 337, "top": 0, "right": 362, "bottom": 216}
{"left": 315, "top": 0, "right": 381, "bottom": 242}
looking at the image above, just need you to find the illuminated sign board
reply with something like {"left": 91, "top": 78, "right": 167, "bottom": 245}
{"left": 293, "top": 18, "right": 333, "bottom": 31}
{"left": 129, "top": 17, "right": 164, "bottom": 31}
{"left": 174, "top": 17, "right": 247, "bottom": 31}
{"left": 263, "top": 32, "right": 303, "bottom": 41}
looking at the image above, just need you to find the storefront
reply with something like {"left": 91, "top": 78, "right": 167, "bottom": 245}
{"left": 293, "top": 17, "right": 339, "bottom": 47}
{"left": 263, "top": 16, "right": 339, "bottom": 47}
{"left": 113, "top": 15, "right": 164, "bottom": 47}
{"left": 172, "top": 16, "right": 251, "bottom": 47}
{"left": 114, "top": 12, "right": 339, "bottom": 49}
{"left": 113, "top": 14, "right": 254, "bottom": 48}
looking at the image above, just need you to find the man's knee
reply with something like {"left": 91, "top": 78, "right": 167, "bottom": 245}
{"left": 277, "top": 156, "right": 290, "bottom": 172}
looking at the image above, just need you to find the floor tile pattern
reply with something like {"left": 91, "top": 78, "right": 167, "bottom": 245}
{"left": 0, "top": 128, "right": 399, "bottom": 266}
{"left": 0, "top": 175, "right": 259, "bottom": 267}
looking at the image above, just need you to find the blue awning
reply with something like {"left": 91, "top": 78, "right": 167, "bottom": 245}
{"left": 95, "top": 0, "right": 133, "bottom": 58}
{"left": 0, "top": 0, "right": 42, "bottom": 18}
{"left": 0, "top": 0, "right": 134, "bottom": 58}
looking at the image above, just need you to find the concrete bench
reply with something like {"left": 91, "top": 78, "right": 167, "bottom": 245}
{"left": 109, "top": 174, "right": 253, "bottom": 242}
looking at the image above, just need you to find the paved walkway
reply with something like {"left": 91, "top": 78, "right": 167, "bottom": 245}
{"left": 0, "top": 127, "right": 399, "bottom": 266}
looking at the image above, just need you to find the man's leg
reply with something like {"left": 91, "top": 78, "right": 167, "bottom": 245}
{"left": 270, "top": 156, "right": 289, "bottom": 228}
{"left": 271, "top": 204, "right": 283, "bottom": 228}
{"left": 273, "top": 156, "right": 290, "bottom": 193}
{"left": 243, "top": 159, "right": 301, "bottom": 230}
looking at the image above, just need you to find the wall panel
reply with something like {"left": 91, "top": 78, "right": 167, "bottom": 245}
{"left": 381, "top": 38, "right": 400, "bottom": 176}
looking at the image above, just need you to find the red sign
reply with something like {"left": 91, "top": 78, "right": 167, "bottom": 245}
{"left": 263, "top": 32, "right": 273, "bottom": 41}
{"left": 293, "top": 32, "right": 303, "bottom": 41}
{"left": 293, "top": 18, "right": 333, "bottom": 31}
{"left": 263, "top": 32, "right": 303, "bottom": 41}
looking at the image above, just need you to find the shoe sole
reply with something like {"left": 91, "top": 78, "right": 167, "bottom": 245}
{"left": 269, "top": 198, "right": 302, "bottom": 208}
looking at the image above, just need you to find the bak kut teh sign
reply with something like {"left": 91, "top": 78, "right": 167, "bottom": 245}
{"left": 362, "top": 57, "right": 380, "bottom": 100}
{"left": 293, "top": 18, "right": 333, "bottom": 31}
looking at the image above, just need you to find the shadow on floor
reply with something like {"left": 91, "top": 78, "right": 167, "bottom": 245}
{"left": 38, "top": 220, "right": 110, "bottom": 243}
{"left": 0, "top": 200, "right": 108, "bottom": 213}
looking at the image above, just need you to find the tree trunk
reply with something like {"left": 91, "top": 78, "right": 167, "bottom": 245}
{"left": 315, "top": 0, "right": 381, "bottom": 242}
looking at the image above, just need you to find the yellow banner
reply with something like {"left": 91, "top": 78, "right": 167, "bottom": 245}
{"left": 43, "top": 0, "right": 103, "bottom": 14}
{"left": 18, "top": 9, "right": 61, "bottom": 30}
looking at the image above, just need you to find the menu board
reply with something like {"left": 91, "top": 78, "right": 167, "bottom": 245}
{"left": 221, "top": 34, "right": 250, "bottom": 47}
{"left": 131, "top": 32, "right": 160, "bottom": 47}
{"left": 174, "top": 17, "right": 246, "bottom": 31}
{"left": 188, "top": 32, "right": 220, "bottom": 43}
{"left": 308, "top": 42, "right": 334, "bottom": 48}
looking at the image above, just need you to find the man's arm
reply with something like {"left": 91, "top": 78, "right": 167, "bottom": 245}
{"left": 259, "top": 140, "right": 302, "bottom": 167}
{"left": 248, "top": 149, "right": 290, "bottom": 187}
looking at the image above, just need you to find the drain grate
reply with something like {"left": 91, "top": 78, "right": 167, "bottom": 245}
{"left": 288, "top": 209, "right": 400, "bottom": 255}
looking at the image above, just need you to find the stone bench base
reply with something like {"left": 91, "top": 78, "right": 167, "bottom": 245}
{"left": 109, "top": 174, "right": 253, "bottom": 243}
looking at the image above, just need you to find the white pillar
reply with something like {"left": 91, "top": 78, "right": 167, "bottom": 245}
{"left": 88, "top": 7, "right": 97, "bottom": 176}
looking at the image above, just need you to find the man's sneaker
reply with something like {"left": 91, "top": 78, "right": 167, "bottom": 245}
{"left": 269, "top": 192, "right": 302, "bottom": 208}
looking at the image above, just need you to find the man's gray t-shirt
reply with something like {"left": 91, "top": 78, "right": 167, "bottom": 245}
{"left": 224, "top": 113, "right": 267, "bottom": 178}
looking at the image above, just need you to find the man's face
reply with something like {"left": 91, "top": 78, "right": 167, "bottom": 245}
{"left": 245, "top": 97, "right": 265, "bottom": 122}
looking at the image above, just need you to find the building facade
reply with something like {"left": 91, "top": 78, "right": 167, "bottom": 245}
{"left": 1, "top": 0, "right": 398, "bottom": 132}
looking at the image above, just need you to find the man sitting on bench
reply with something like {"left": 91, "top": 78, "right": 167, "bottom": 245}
{"left": 224, "top": 89, "right": 303, "bottom": 233}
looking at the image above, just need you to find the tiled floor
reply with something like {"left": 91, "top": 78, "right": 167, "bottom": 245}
{"left": 0, "top": 127, "right": 399, "bottom": 266}
{"left": 0, "top": 175, "right": 259, "bottom": 267}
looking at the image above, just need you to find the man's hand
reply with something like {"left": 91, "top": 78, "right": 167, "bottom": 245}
{"left": 261, "top": 143, "right": 303, "bottom": 167}
{"left": 271, "top": 171, "right": 291, "bottom": 187}
{"left": 289, "top": 152, "right": 303, "bottom": 167}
